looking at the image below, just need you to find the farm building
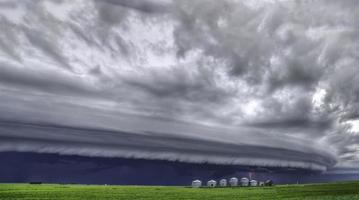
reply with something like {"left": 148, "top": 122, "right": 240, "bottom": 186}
{"left": 219, "top": 179, "right": 227, "bottom": 187}
{"left": 265, "top": 180, "right": 273, "bottom": 186}
{"left": 240, "top": 177, "right": 249, "bottom": 186}
{"left": 250, "top": 180, "right": 258, "bottom": 186}
{"left": 191, "top": 180, "right": 202, "bottom": 188}
{"left": 190, "top": 177, "right": 271, "bottom": 188}
{"left": 207, "top": 180, "right": 217, "bottom": 187}
{"left": 29, "top": 182, "right": 42, "bottom": 184}
{"left": 229, "top": 177, "right": 238, "bottom": 186}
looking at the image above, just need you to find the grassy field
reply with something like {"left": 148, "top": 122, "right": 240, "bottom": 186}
{"left": 1, "top": 181, "right": 359, "bottom": 200}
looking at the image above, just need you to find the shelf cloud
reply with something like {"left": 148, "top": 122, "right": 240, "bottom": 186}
{"left": 0, "top": 0, "right": 359, "bottom": 172}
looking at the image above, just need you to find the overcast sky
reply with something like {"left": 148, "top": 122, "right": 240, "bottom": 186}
{"left": 0, "top": 0, "right": 359, "bottom": 173}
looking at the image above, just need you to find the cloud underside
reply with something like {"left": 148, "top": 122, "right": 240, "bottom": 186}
{"left": 0, "top": 0, "right": 359, "bottom": 172}
{"left": 0, "top": 122, "right": 334, "bottom": 171}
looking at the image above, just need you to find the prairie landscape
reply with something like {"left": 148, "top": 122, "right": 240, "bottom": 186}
{"left": 1, "top": 181, "right": 359, "bottom": 200}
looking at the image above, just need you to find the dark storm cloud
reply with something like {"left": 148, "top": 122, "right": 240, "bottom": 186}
{"left": 0, "top": 62, "right": 98, "bottom": 98}
{"left": 1, "top": 152, "right": 343, "bottom": 185}
{"left": 0, "top": 2, "right": 16, "bottom": 8}
{"left": 0, "top": 121, "right": 336, "bottom": 171}
{"left": 0, "top": 0, "right": 359, "bottom": 172}
{"left": 24, "top": 29, "right": 73, "bottom": 71}
{"left": 0, "top": 19, "right": 22, "bottom": 61}
{"left": 172, "top": 0, "right": 326, "bottom": 91}
{"left": 245, "top": 118, "right": 332, "bottom": 130}
{"left": 99, "top": 0, "right": 170, "bottom": 14}
{"left": 95, "top": 1, "right": 129, "bottom": 25}
{"left": 122, "top": 66, "right": 230, "bottom": 103}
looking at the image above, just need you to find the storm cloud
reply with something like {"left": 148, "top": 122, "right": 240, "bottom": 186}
{"left": 0, "top": 0, "right": 359, "bottom": 172}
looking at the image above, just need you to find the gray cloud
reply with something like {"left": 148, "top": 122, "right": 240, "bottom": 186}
{"left": 99, "top": 0, "right": 170, "bottom": 14}
{"left": 0, "top": 0, "right": 359, "bottom": 172}
{"left": 0, "top": 121, "right": 336, "bottom": 171}
{"left": 24, "top": 29, "right": 73, "bottom": 71}
{"left": 0, "top": 62, "right": 101, "bottom": 99}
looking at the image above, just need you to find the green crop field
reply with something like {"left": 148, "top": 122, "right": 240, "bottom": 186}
{"left": 1, "top": 181, "right": 359, "bottom": 200}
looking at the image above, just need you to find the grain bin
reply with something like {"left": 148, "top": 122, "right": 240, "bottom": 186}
{"left": 192, "top": 180, "right": 202, "bottom": 188}
{"left": 250, "top": 180, "right": 258, "bottom": 186}
{"left": 219, "top": 179, "right": 227, "bottom": 187}
{"left": 240, "top": 177, "right": 249, "bottom": 186}
{"left": 207, "top": 180, "right": 217, "bottom": 187}
{"left": 229, "top": 177, "right": 238, "bottom": 187}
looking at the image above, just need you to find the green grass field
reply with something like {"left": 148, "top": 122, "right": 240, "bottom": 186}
{"left": 1, "top": 181, "right": 359, "bottom": 200}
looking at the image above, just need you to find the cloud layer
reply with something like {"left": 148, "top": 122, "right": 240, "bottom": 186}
{"left": 0, "top": 0, "right": 359, "bottom": 172}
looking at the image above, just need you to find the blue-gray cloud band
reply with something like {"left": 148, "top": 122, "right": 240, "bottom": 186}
{"left": 0, "top": 121, "right": 336, "bottom": 171}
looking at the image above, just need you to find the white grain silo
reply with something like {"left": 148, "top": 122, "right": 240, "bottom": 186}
{"left": 229, "top": 177, "right": 238, "bottom": 187}
{"left": 207, "top": 180, "right": 217, "bottom": 188}
{"left": 240, "top": 177, "right": 249, "bottom": 186}
{"left": 250, "top": 180, "right": 258, "bottom": 186}
{"left": 219, "top": 179, "right": 227, "bottom": 187}
{"left": 192, "top": 180, "right": 202, "bottom": 188}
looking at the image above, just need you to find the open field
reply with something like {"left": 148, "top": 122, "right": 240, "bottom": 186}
{"left": 1, "top": 181, "right": 359, "bottom": 200}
